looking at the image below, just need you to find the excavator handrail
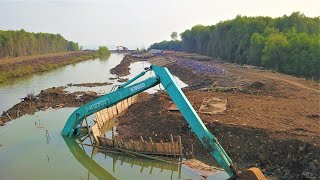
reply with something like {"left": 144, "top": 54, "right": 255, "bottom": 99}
{"left": 61, "top": 65, "right": 236, "bottom": 178}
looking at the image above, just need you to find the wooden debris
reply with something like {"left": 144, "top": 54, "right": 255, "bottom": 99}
{"left": 199, "top": 97, "right": 227, "bottom": 115}
{"left": 167, "top": 103, "right": 179, "bottom": 111}
{"left": 4, "top": 112, "right": 12, "bottom": 121}
{"left": 54, "top": 104, "right": 65, "bottom": 109}
{"left": 148, "top": 57, "right": 174, "bottom": 66}
{"left": 199, "top": 86, "right": 241, "bottom": 92}
{"left": 182, "top": 159, "right": 221, "bottom": 178}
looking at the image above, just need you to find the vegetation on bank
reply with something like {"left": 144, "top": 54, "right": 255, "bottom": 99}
{"left": 149, "top": 12, "right": 320, "bottom": 79}
{"left": 0, "top": 29, "right": 80, "bottom": 58}
{"left": 0, "top": 52, "right": 99, "bottom": 83}
{"left": 98, "top": 46, "right": 111, "bottom": 57}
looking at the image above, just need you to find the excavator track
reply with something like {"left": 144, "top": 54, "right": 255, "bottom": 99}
{"left": 238, "top": 167, "right": 267, "bottom": 180}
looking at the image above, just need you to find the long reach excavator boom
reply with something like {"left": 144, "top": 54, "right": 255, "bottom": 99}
{"left": 61, "top": 65, "right": 265, "bottom": 179}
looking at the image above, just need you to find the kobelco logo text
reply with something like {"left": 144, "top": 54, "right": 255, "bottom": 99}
{"left": 86, "top": 99, "right": 110, "bottom": 112}
{"left": 130, "top": 83, "right": 145, "bottom": 92}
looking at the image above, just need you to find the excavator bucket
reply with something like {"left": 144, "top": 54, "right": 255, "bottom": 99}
{"left": 238, "top": 167, "right": 267, "bottom": 180}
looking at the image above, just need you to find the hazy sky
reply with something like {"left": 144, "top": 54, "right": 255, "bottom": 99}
{"left": 0, "top": 0, "right": 319, "bottom": 49}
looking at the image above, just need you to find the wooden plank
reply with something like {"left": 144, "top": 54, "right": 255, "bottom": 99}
{"left": 123, "top": 99, "right": 129, "bottom": 110}
{"left": 132, "top": 95, "right": 138, "bottom": 104}
{"left": 170, "top": 134, "right": 174, "bottom": 155}
{"left": 178, "top": 136, "right": 182, "bottom": 156}
{"left": 128, "top": 97, "right": 132, "bottom": 106}
{"left": 110, "top": 106, "right": 117, "bottom": 119}
{"left": 116, "top": 102, "right": 121, "bottom": 115}
{"left": 160, "top": 140, "right": 164, "bottom": 154}
{"left": 107, "top": 107, "right": 113, "bottom": 120}
{"left": 105, "top": 108, "right": 110, "bottom": 122}
{"left": 130, "top": 140, "right": 135, "bottom": 151}
{"left": 121, "top": 101, "right": 125, "bottom": 113}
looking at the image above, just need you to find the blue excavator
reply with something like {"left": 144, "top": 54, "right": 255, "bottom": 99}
{"left": 62, "top": 65, "right": 266, "bottom": 179}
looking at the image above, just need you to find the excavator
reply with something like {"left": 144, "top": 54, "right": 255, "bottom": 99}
{"left": 61, "top": 65, "right": 266, "bottom": 179}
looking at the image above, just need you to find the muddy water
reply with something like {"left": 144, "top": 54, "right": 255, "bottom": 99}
{"left": 0, "top": 54, "right": 187, "bottom": 112}
{"left": 0, "top": 54, "right": 228, "bottom": 179}
{"left": 0, "top": 108, "right": 216, "bottom": 180}
{"left": 0, "top": 54, "right": 123, "bottom": 112}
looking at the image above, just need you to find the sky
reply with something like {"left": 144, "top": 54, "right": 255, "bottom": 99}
{"left": 0, "top": 0, "right": 319, "bottom": 49}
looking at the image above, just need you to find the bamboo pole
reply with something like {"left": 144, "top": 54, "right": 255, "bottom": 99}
{"left": 178, "top": 135, "right": 182, "bottom": 157}
{"left": 131, "top": 139, "right": 135, "bottom": 151}
{"left": 161, "top": 140, "right": 164, "bottom": 154}
{"left": 4, "top": 112, "right": 12, "bottom": 121}
{"left": 170, "top": 134, "right": 174, "bottom": 156}
{"left": 16, "top": 110, "right": 20, "bottom": 118}
{"left": 84, "top": 114, "right": 94, "bottom": 145}
{"left": 140, "top": 136, "right": 146, "bottom": 152}
{"left": 191, "top": 144, "right": 194, "bottom": 158}
{"left": 113, "top": 147, "right": 178, "bottom": 164}
{"left": 149, "top": 137, "right": 154, "bottom": 153}
{"left": 112, "top": 127, "right": 115, "bottom": 147}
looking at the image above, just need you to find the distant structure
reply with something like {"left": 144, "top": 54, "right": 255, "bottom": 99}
{"left": 116, "top": 46, "right": 128, "bottom": 52}
{"left": 149, "top": 49, "right": 163, "bottom": 54}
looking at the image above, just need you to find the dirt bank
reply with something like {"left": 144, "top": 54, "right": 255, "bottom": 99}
{"left": 114, "top": 51, "right": 320, "bottom": 179}
{"left": 0, "top": 87, "right": 100, "bottom": 124}
{"left": 110, "top": 55, "right": 135, "bottom": 76}
{"left": 116, "top": 91, "right": 319, "bottom": 179}
{"left": 0, "top": 51, "right": 98, "bottom": 83}
{"left": 67, "top": 82, "right": 113, "bottom": 87}
{"left": 1, "top": 51, "right": 319, "bottom": 178}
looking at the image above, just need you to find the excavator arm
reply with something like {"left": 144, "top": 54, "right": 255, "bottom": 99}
{"left": 61, "top": 69, "right": 159, "bottom": 136}
{"left": 62, "top": 65, "right": 265, "bottom": 179}
{"left": 152, "top": 66, "right": 237, "bottom": 177}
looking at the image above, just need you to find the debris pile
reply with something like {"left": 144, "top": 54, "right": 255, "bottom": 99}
{"left": 175, "top": 58, "right": 227, "bottom": 75}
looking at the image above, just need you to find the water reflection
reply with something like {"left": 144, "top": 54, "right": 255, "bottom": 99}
{"left": 0, "top": 54, "right": 124, "bottom": 112}
{"left": 63, "top": 137, "right": 116, "bottom": 180}
{"left": 63, "top": 137, "right": 184, "bottom": 180}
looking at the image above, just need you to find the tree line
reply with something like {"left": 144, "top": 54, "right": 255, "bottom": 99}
{"left": 148, "top": 40, "right": 182, "bottom": 51}
{"left": 0, "top": 29, "right": 80, "bottom": 58}
{"left": 150, "top": 12, "right": 320, "bottom": 79}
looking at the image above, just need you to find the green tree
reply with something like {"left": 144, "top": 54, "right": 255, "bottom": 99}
{"left": 151, "top": 12, "right": 320, "bottom": 78}
{"left": 98, "top": 46, "right": 110, "bottom": 57}
{"left": 171, "top": 32, "right": 178, "bottom": 40}
{"left": 261, "top": 33, "right": 289, "bottom": 70}
{"left": 0, "top": 29, "right": 80, "bottom": 58}
{"left": 248, "top": 33, "right": 265, "bottom": 65}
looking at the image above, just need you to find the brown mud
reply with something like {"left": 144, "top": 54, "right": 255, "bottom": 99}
{"left": 113, "top": 51, "right": 320, "bottom": 179}
{"left": 67, "top": 82, "right": 113, "bottom": 87}
{"left": 0, "top": 87, "right": 99, "bottom": 124}
{"left": 110, "top": 55, "right": 136, "bottom": 77}
{"left": 117, "top": 78, "right": 128, "bottom": 83}
{"left": 1, "top": 51, "right": 319, "bottom": 179}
